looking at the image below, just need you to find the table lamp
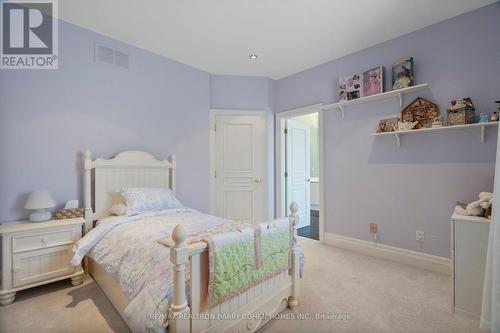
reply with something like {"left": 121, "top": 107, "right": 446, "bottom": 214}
{"left": 25, "top": 190, "right": 56, "bottom": 222}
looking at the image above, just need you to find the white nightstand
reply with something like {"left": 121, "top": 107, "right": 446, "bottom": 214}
{"left": 0, "top": 218, "right": 85, "bottom": 305}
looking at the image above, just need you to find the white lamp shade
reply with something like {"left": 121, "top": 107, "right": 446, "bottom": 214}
{"left": 25, "top": 190, "right": 56, "bottom": 210}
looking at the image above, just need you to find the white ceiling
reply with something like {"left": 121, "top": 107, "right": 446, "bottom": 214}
{"left": 59, "top": 0, "right": 496, "bottom": 79}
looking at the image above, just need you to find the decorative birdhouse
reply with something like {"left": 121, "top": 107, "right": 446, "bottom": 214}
{"left": 447, "top": 98, "right": 475, "bottom": 126}
{"left": 401, "top": 97, "right": 440, "bottom": 129}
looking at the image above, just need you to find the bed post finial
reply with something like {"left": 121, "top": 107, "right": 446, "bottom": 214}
{"left": 172, "top": 224, "right": 186, "bottom": 247}
{"left": 288, "top": 201, "right": 300, "bottom": 310}
{"left": 290, "top": 201, "right": 299, "bottom": 217}
{"left": 170, "top": 154, "right": 177, "bottom": 196}
{"left": 83, "top": 150, "right": 93, "bottom": 234}
{"left": 169, "top": 224, "right": 190, "bottom": 333}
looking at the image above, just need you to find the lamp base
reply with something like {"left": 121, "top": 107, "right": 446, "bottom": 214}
{"left": 29, "top": 210, "right": 52, "bottom": 222}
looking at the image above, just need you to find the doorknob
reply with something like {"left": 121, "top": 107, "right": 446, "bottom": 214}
{"left": 253, "top": 178, "right": 262, "bottom": 183}
{"left": 306, "top": 178, "right": 311, "bottom": 182}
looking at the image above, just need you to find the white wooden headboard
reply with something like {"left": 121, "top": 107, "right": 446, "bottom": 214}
{"left": 83, "top": 150, "right": 176, "bottom": 232}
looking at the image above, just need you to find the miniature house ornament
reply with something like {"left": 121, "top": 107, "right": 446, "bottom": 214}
{"left": 492, "top": 100, "right": 500, "bottom": 122}
{"left": 447, "top": 98, "right": 475, "bottom": 126}
{"left": 377, "top": 117, "right": 399, "bottom": 133}
{"left": 431, "top": 115, "right": 443, "bottom": 128}
{"left": 401, "top": 97, "right": 440, "bottom": 129}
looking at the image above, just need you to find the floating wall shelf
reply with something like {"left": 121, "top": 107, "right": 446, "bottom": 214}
{"left": 321, "top": 83, "right": 429, "bottom": 118}
{"left": 370, "top": 122, "right": 499, "bottom": 148}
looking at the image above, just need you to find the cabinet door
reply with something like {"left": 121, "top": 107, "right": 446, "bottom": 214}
{"left": 454, "top": 220, "right": 490, "bottom": 318}
{"left": 12, "top": 245, "right": 75, "bottom": 288}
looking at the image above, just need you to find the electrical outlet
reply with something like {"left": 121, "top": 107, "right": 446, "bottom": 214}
{"left": 416, "top": 231, "right": 425, "bottom": 242}
{"left": 370, "top": 223, "right": 378, "bottom": 234}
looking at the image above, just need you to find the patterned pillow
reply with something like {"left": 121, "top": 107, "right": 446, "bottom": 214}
{"left": 109, "top": 203, "right": 128, "bottom": 216}
{"left": 120, "top": 187, "right": 182, "bottom": 216}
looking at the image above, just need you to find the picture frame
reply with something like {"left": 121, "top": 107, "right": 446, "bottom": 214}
{"left": 339, "top": 73, "right": 362, "bottom": 102}
{"left": 392, "top": 57, "right": 413, "bottom": 90}
{"left": 363, "top": 67, "right": 384, "bottom": 97}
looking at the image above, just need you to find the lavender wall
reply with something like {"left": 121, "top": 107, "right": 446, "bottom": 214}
{"left": 209, "top": 75, "right": 276, "bottom": 219}
{"left": 0, "top": 20, "right": 212, "bottom": 221}
{"left": 0, "top": 20, "right": 277, "bottom": 223}
{"left": 2, "top": 4, "right": 499, "bottom": 259}
{"left": 275, "top": 3, "right": 500, "bottom": 257}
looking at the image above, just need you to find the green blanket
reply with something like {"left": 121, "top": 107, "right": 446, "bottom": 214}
{"left": 204, "top": 218, "right": 290, "bottom": 306}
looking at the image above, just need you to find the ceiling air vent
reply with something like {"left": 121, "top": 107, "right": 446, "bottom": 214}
{"left": 94, "top": 43, "right": 130, "bottom": 69}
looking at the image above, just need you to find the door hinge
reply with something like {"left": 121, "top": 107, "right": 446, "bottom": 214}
{"left": 214, "top": 124, "right": 217, "bottom": 132}
{"left": 284, "top": 128, "right": 288, "bottom": 134}
{"left": 214, "top": 170, "right": 217, "bottom": 178}
{"left": 284, "top": 171, "right": 288, "bottom": 178}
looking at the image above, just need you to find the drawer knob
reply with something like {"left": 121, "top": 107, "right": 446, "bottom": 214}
{"left": 41, "top": 237, "right": 49, "bottom": 243}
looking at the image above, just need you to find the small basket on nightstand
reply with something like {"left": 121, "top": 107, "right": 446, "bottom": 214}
{"left": 54, "top": 208, "right": 84, "bottom": 220}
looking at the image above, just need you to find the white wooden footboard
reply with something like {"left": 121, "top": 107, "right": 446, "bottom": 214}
{"left": 165, "top": 202, "right": 300, "bottom": 333}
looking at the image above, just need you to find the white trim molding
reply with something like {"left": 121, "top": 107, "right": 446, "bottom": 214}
{"left": 324, "top": 233, "right": 451, "bottom": 275}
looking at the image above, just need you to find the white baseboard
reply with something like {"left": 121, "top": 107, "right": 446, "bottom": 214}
{"left": 324, "top": 233, "right": 450, "bottom": 275}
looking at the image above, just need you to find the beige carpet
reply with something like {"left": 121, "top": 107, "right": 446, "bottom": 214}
{"left": 0, "top": 237, "right": 482, "bottom": 333}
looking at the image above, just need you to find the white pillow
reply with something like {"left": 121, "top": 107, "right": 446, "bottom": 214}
{"left": 120, "top": 187, "right": 182, "bottom": 216}
{"left": 109, "top": 203, "right": 128, "bottom": 216}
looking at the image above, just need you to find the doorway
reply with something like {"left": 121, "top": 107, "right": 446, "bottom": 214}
{"left": 210, "top": 110, "right": 267, "bottom": 223}
{"left": 276, "top": 104, "right": 324, "bottom": 241}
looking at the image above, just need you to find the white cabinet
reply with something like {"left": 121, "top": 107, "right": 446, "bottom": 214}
{"left": 451, "top": 213, "right": 490, "bottom": 320}
{"left": 0, "top": 218, "right": 85, "bottom": 305}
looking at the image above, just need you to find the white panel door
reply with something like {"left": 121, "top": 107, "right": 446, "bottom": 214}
{"left": 286, "top": 119, "right": 310, "bottom": 228}
{"left": 215, "top": 114, "right": 266, "bottom": 223}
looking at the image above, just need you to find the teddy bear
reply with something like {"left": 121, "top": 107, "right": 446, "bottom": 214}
{"left": 454, "top": 192, "right": 493, "bottom": 217}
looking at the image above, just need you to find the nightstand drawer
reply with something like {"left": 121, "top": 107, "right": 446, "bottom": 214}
{"left": 12, "top": 245, "right": 75, "bottom": 288}
{"left": 12, "top": 228, "right": 76, "bottom": 253}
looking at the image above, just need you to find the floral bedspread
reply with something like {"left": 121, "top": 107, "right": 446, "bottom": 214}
{"left": 70, "top": 209, "right": 289, "bottom": 333}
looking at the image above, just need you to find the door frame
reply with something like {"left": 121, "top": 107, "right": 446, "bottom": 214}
{"left": 209, "top": 109, "right": 268, "bottom": 218}
{"left": 275, "top": 104, "right": 325, "bottom": 242}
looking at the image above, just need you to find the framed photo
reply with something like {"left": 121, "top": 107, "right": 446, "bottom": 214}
{"left": 339, "top": 73, "right": 362, "bottom": 102}
{"left": 377, "top": 117, "right": 399, "bottom": 133}
{"left": 392, "top": 57, "right": 413, "bottom": 90}
{"left": 363, "top": 67, "right": 384, "bottom": 97}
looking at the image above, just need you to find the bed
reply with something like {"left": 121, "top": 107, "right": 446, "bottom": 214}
{"left": 78, "top": 150, "right": 301, "bottom": 333}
